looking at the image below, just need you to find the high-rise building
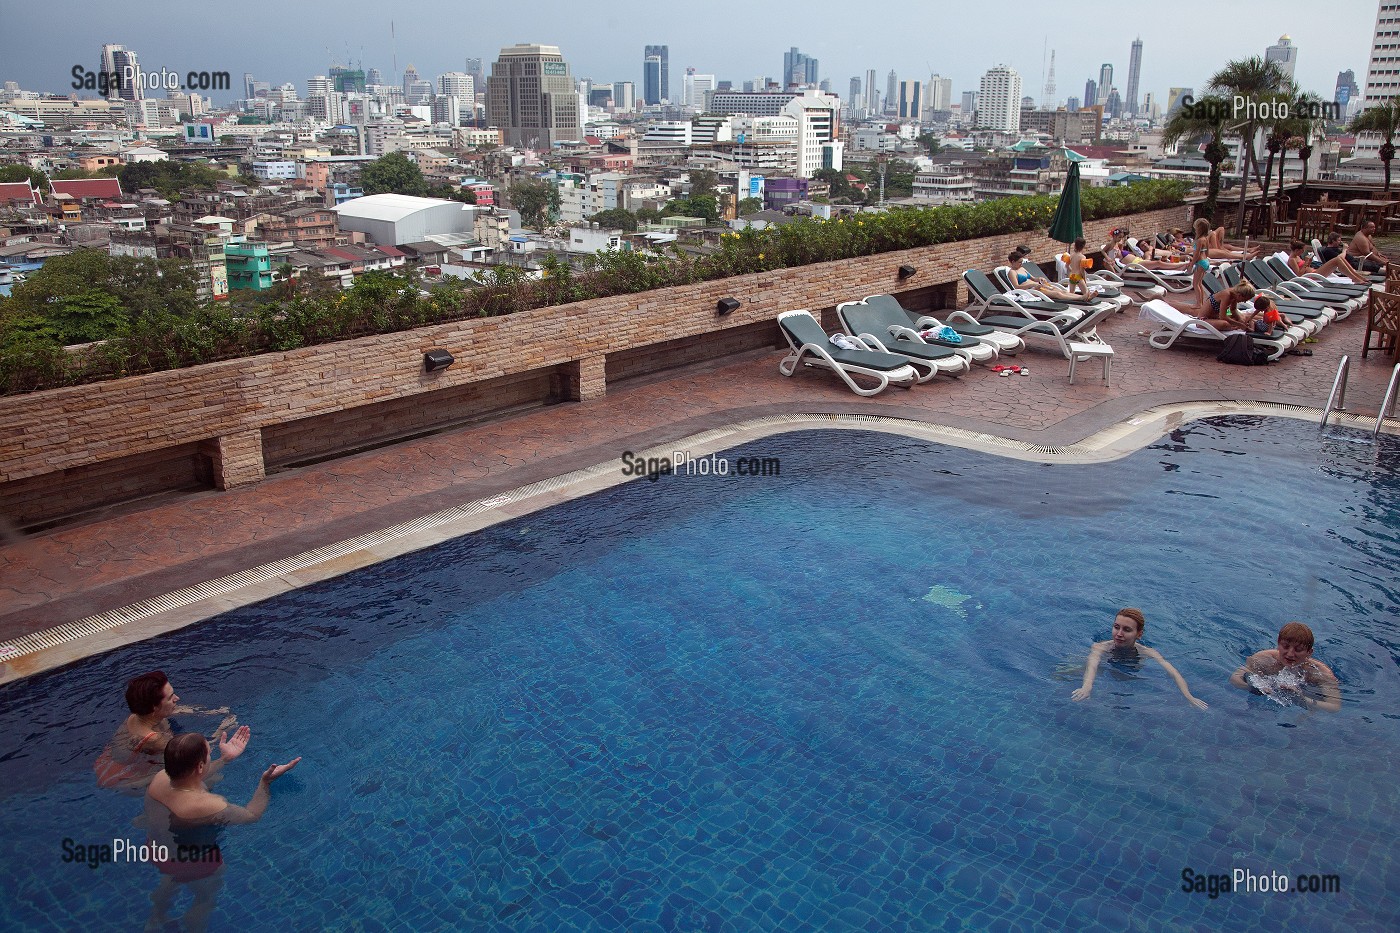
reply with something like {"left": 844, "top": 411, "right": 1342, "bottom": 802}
{"left": 431, "top": 95, "right": 460, "bottom": 126}
{"left": 1084, "top": 79, "right": 1098, "bottom": 111}
{"left": 406, "top": 79, "right": 433, "bottom": 106}
{"left": 1358, "top": 3, "right": 1400, "bottom": 157}
{"left": 1265, "top": 35, "right": 1297, "bottom": 80}
{"left": 1125, "top": 37, "right": 1143, "bottom": 115}
{"left": 848, "top": 76, "right": 862, "bottom": 117}
{"left": 1166, "top": 87, "right": 1192, "bottom": 117}
{"left": 644, "top": 44, "right": 669, "bottom": 103}
{"left": 487, "top": 43, "right": 579, "bottom": 148}
{"left": 783, "top": 47, "right": 818, "bottom": 87}
{"left": 439, "top": 72, "right": 474, "bottom": 100}
{"left": 464, "top": 59, "right": 483, "bottom": 86}
{"left": 978, "top": 65, "right": 1022, "bottom": 132}
{"left": 1097, "top": 64, "right": 1113, "bottom": 105}
{"left": 307, "top": 75, "right": 332, "bottom": 98}
{"left": 886, "top": 70, "right": 898, "bottom": 114}
{"left": 897, "top": 80, "right": 923, "bottom": 120}
{"left": 865, "top": 69, "right": 879, "bottom": 116}
{"left": 1066, "top": 96, "right": 1080, "bottom": 112}
{"left": 784, "top": 89, "right": 842, "bottom": 177}
{"left": 367, "top": 68, "right": 383, "bottom": 86}
{"left": 243, "top": 72, "right": 255, "bottom": 100}
{"left": 1336, "top": 69, "right": 1360, "bottom": 107}
{"left": 926, "top": 74, "right": 953, "bottom": 113}
{"left": 1106, "top": 89, "right": 1122, "bottom": 119}
{"left": 961, "top": 90, "right": 977, "bottom": 115}
{"left": 100, "top": 44, "right": 142, "bottom": 101}
{"left": 612, "top": 81, "right": 635, "bottom": 112}
{"left": 402, "top": 65, "right": 421, "bottom": 97}
{"left": 683, "top": 69, "right": 715, "bottom": 109}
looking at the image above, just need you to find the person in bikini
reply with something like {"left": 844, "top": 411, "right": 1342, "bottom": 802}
{"left": 1229, "top": 621, "right": 1340, "bottom": 712}
{"left": 1195, "top": 282, "right": 1257, "bottom": 332}
{"left": 1064, "top": 237, "right": 1091, "bottom": 297}
{"left": 1005, "top": 252, "right": 1093, "bottom": 302}
{"left": 94, "top": 671, "right": 236, "bottom": 792}
{"left": 1292, "top": 237, "right": 1370, "bottom": 285}
{"left": 1071, "top": 607, "right": 1208, "bottom": 709}
{"left": 143, "top": 731, "right": 300, "bottom": 932}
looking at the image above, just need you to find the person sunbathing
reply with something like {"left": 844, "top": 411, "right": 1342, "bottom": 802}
{"left": 1311, "top": 233, "right": 1372, "bottom": 284}
{"left": 1198, "top": 222, "right": 1260, "bottom": 259}
{"left": 1108, "top": 234, "right": 1191, "bottom": 271}
{"left": 1196, "top": 283, "right": 1257, "bottom": 332}
{"left": 1004, "top": 253, "right": 1097, "bottom": 302}
{"left": 1071, "top": 607, "right": 1208, "bottom": 709}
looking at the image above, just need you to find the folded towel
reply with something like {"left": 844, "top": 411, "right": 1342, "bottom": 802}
{"left": 1007, "top": 289, "right": 1048, "bottom": 302}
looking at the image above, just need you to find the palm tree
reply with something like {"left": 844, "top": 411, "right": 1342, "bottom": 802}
{"left": 1277, "top": 92, "right": 1327, "bottom": 208}
{"left": 1162, "top": 96, "right": 1233, "bottom": 222}
{"left": 1350, "top": 99, "right": 1400, "bottom": 191}
{"left": 1207, "top": 57, "right": 1292, "bottom": 235}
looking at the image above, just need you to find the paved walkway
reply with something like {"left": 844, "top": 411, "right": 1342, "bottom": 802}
{"left": 1, "top": 297, "right": 1396, "bottom": 644}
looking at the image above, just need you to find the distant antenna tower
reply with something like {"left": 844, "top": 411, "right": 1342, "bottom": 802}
{"left": 391, "top": 21, "right": 397, "bottom": 80}
{"left": 1043, "top": 49, "right": 1056, "bottom": 108}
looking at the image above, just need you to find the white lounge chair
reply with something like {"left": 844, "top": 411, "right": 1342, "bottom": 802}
{"left": 1138, "top": 299, "right": 1294, "bottom": 360}
{"left": 848, "top": 295, "right": 1002, "bottom": 364}
{"left": 777, "top": 310, "right": 919, "bottom": 396}
{"left": 834, "top": 299, "right": 973, "bottom": 380}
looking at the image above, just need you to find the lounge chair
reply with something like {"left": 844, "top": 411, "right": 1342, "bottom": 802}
{"left": 962, "top": 287, "right": 1117, "bottom": 359}
{"left": 1049, "top": 256, "right": 1151, "bottom": 303}
{"left": 776, "top": 310, "right": 919, "bottom": 396}
{"left": 1107, "top": 252, "right": 1195, "bottom": 294}
{"left": 834, "top": 299, "right": 973, "bottom": 380}
{"left": 992, "top": 265, "right": 1127, "bottom": 313}
{"left": 858, "top": 294, "right": 1026, "bottom": 355}
{"left": 852, "top": 295, "right": 1005, "bottom": 362}
{"left": 1138, "top": 299, "right": 1293, "bottom": 360}
{"left": 1264, "top": 256, "right": 1372, "bottom": 298}
{"left": 1240, "top": 259, "right": 1362, "bottom": 315}
{"left": 963, "top": 269, "right": 1111, "bottom": 323}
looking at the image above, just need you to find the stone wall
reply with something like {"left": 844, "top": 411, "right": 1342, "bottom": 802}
{"left": 0, "top": 206, "right": 1185, "bottom": 526}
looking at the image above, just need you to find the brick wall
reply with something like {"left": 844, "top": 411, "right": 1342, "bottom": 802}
{"left": 0, "top": 206, "right": 1184, "bottom": 523}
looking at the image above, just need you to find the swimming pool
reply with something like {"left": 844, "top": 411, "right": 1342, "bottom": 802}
{"left": 1, "top": 416, "right": 1396, "bottom": 931}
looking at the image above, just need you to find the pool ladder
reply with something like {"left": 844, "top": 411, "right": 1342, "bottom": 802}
{"left": 1321, "top": 355, "right": 1400, "bottom": 436}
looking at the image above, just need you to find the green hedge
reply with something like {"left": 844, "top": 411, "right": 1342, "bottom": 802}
{"left": 0, "top": 179, "right": 1187, "bottom": 394}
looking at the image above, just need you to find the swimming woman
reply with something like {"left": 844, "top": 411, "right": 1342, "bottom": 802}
{"left": 1071, "top": 608, "right": 1208, "bottom": 709}
{"left": 95, "top": 671, "right": 236, "bottom": 791}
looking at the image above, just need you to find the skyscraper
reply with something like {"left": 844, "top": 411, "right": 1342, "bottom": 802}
{"left": 1265, "top": 35, "right": 1297, "bottom": 80}
{"left": 978, "top": 65, "right": 1022, "bottom": 132}
{"left": 100, "top": 44, "right": 142, "bottom": 101}
{"left": 487, "top": 43, "right": 579, "bottom": 148}
{"left": 402, "top": 65, "right": 421, "bottom": 97}
{"left": 848, "top": 76, "right": 862, "bottom": 117}
{"left": 612, "top": 81, "right": 635, "bottom": 112}
{"left": 366, "top": 68, "right": 383, "bottom": 86}
{"left": 886, "top": 70, "right": 898, "bottom": 114}
{"left": 1097, "top": 64, "right": 1113, "bottom": 105}
{"left": 897, "top": 80, "right": 923, "bottom": 120}
{"left": 465, "top": 59, "right": 483, "bottom": 85}
{"left": 927, "top": 74, "right": 953, "bottom": 113}
{"left": 783, "top": 47, "right": 818, "bottom": 87}
{"left": 644, "top": 44, "right": 669, "bottom": 103}
{"left": 643, "top": 55, "right": 662, "bottom": 105}
{"left": 1166, "top": 87, "right": 1192, "bottom": 117}
{"left": 1084, "top": 79, "right": 1097, "bottom": 110}
{"left": 1336, "top": 69, "right": 1359, "bottom": 107}
{"left": 1125, "top": 37, "right": 1143, "bottom": 115}
{"left": 682, "top": 69, "right": 715, "bottom": 109}
{"left": 865, "top": 69, "right": 879, "bottom": 115}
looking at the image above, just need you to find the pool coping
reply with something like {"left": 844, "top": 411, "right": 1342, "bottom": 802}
{"left": 0, "top": 401, "right": 1393, "bottom": 684}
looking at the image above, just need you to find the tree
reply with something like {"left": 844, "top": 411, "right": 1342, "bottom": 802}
{"left": 1162, "top": 95, "right": 1233, "bottom": 222}
{"left": 813, "top": 168, "right": 855, "bottom": 200}
{"left": 916, "top": 133, "right": 941, "bottom": 157}
{"left": 118, "top": 160, "right": 226, "bottom": 198}
{"left": 508, "top": 177, "right": 560, "bottom": 229}
{"left": 0, "top": 164, "right": 49, "bottom": 193}
{"left": 664, "top": 194, "right": 719, "bottom": 224}
{"left": 360, "top": 152, "right": 428, "bottom": 197}
{"left": 587, "top": 208, "right": 638, "bottom": 231}
{"left": 1350, "top": 99, "right": 1400, "bottom": 192}
{"left": 1207, "top": 57, "right": 1292, "bottom": 235}
{"left": 688, "top": 169, "right": 719, "bottom": 198}
{"left": 736, "top": 198, "right": 765, "bottom": 216}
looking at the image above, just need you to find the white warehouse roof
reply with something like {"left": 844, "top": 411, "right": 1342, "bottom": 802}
{"left": 334, "top": 193, "right": 460, "bottom": 223}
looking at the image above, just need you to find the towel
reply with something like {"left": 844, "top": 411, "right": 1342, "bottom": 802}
{"left": 830, "top": 334, "right": 860, "bottom": 350}
{"left": 1006, "top": 289, "right": 1048, "bottom": 302}
{"left": 937, "top": 325, "right": 963, "bottom": 344}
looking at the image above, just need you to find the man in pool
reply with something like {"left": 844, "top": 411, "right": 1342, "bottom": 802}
{"left": 144, "top": 731, "right": 301, "bottom": 931}
{"left": 1229, "top": 622, "right": 1341, "bottom": 712}
{"left": 1071, "top": 608, "right": 1208, "bottom": 709}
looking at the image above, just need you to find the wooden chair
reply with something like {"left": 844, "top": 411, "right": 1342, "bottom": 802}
{"left": 1364, "top": 289, "right": 1400, "bottom": 360}
{"left": 1269, "top": 197, "right": 1294, "bottom": 239}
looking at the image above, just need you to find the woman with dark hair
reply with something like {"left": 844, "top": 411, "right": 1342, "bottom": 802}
{"left": 94, "top": 671, "right": 235, "bottom": 791}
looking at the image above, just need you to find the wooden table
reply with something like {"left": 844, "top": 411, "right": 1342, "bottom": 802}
{"left": 1342, "top": 199, "right": 1398, "bottom": 228}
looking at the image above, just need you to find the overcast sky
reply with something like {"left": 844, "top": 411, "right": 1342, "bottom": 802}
{"left": 0, "top": 0, "right": 1381, "bottom": 107}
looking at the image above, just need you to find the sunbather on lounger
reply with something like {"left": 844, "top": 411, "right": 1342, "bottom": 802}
{"left": 1071, "top": 608, "right": 1208, "bottom": 709}
{"left": 1107, "top": 233, "right": 1190, "bottom": 271}
{"left": 1005, "top": 253, "right": 1092, "bottom": 303}
{"left": 1199, "top": 223, "right": 1260, "bottom": 259}
{"left": 1312, "top": 234, "right": 1372, "bottom": 284}
{"left": 1196, "top": 283, "right": 1256, "bottom": 332}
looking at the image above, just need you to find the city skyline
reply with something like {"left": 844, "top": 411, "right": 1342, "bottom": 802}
{"left": 0, "top": 0, "right": 1379, "bottom": 112}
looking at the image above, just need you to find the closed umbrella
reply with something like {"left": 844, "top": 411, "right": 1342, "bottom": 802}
{"left": 1047, "top": 159, "right": 1083, "bottom": 244}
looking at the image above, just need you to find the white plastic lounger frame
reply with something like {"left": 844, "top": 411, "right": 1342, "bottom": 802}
{"left": 834, "top": 302, "right": 983, "bottom": 376}
{"left": 1052, "top": 255, "right": 1148, "bottom": 303}
{"left": 1110, "top": 255, "right": 1195, "bottom": 293}
{"left": 911, "top": 310, "right": 1026, "bottom": 355}
{"left": 776, "top": 310, "right": 918, "bottom": 396}
{"left": 844, "top": 297, "right": 999, "bottom": 366}
{"left": 978, "top": 303, "right": 1116, "bottom": 360}
{"left": 1138, "top": 299, "right": 1292, "bottom": 361}
{"left": 991, "top": 266, "right": 1123, "bottom": 314}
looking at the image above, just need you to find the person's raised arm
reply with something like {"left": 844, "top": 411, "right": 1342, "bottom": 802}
{"left": 1140, "top": 646, "right": 1208, "bottom": 710}
{"left": 1071, "top": 643, "right": 1108, "bottom": 701}
{"left": 204, "top": 725, "right": 250, "bottom": 778}
{"left": 214, "top": 758, "right": 301, "bottom": 825}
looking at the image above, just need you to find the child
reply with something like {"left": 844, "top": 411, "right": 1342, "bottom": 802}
{"left": 1065, "top": 237, "right": 1091, "bottom": 297}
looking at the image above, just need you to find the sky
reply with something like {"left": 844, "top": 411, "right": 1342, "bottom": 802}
{"left": 0, "top": 0, "right": 1382, "bottom": 108}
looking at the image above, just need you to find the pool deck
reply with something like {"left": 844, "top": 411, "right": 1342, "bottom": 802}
{"left": 2, "top": 294, "right": 1398, "bottom": 670}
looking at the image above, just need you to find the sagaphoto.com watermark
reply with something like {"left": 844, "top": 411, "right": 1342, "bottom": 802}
{"left": 1181, "top": 866, "right": 1341, "bottom": 899}
{"left": 72, "top": 65, "right": 231, "bottom": 96}
{"left": 620, "top": 449, "right": 781, "bottom": 483}
{"left": 1177, "top": 94, "right": 1341, "bottom": 122}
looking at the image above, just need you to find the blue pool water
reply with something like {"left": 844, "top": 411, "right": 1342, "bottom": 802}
{"left": 1, "top": 416, "right": 1398, "bottom": 931}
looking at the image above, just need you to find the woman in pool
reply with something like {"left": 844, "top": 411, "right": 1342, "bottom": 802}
{"left": 1071, "top": 608, "right": 1208, "bottom": 709}
{"left": 94, "top": 671, "right": 236, "bottom": 792}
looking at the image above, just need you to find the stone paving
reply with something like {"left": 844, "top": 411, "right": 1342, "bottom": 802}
{"left": 1, "top": 295, "right": 1396, "bottom": 645}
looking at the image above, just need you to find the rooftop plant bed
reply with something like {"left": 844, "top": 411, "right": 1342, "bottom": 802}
{"left": 0, "top": 179, "right": 1188, "bottom": 395}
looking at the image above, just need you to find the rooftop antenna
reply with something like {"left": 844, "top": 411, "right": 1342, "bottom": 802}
{"left": 391, "top": 21, "right": 397, "bottom": 81}
{"left": 1043, "top": 49, "right": 1056, "bottom": 109}
{"left": 1039, "top": 37, "right": 1047, "bottom": 108}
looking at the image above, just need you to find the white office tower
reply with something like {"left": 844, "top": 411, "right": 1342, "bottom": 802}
{"left": 612, "top": 81, "right": 635, "bottom": 112}
{"left": 1359, "top": 3, "right": 1400, "bottom": 158}
{"left": 683, "top": 70, "right": 716, "bottom": 110}
{"left": 439, "top": 72, "right": 475, "bottom": 102}
{"left": 307, "top": 75, "right": 332, "bottom": 98}
{"left": 1097, "top": 63, "right": 1113, "bottom": 105}
{"left": 978, "top": 65, "right": 1021, "bottom": 132}
{"left": 1265, "top": 35, "right": 1298, "bottom": 80}
{"left": 897, "top": 80, "right": 923, "bottom": 120}
{"left": 926, "top": 75, "right": 953, "bottom": 114}
{"left": 784, "top": 89, "right": 841, "bottom": 178}
{"left": 865, "top": 69, "right": 879, "bottom": 116}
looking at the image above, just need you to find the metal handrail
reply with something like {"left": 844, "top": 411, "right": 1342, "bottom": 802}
{"left": 1376, "top": 363, "right": 1400, "bottom": 437}
{"left": 1321, "top": 355, "right": 1350, "bottom": 429}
